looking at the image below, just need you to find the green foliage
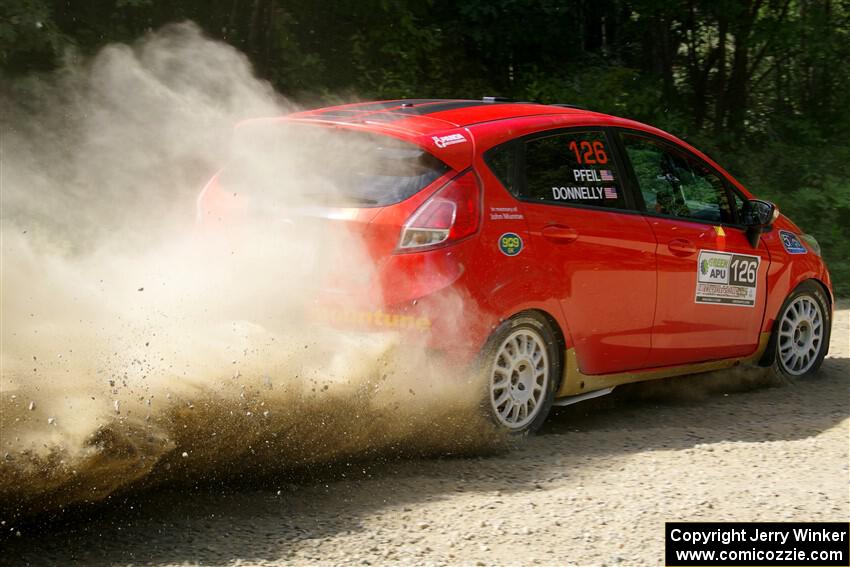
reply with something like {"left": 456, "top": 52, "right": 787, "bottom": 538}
{"left": 782, "top": 176, "right": 850, "bottom": 297}
{"left": 1, "top": 0, "right": 848, "bottom": 294}
{"left": 717, "top": 142, "right": 850, "bottom": 297}
{"left": 0, "top": 0, "right": 66, "bottom": 72}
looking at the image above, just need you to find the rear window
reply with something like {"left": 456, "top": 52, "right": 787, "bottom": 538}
{"left": 220, "top": 123, "right": 449, "bottom": 207}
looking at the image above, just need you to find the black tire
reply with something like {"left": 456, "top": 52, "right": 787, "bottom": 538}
{"left": 478, "top": 312, "right": 561, "bottom": 436}
{"left": 773, "top": 281, "right": 831, "bottom": 379}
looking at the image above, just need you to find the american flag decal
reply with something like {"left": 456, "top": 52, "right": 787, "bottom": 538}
{"left": 604, "top": 187, "right": 618, "bottom": 199}
{"left": 600, "top": 170, "right": 614, "bottom": 181}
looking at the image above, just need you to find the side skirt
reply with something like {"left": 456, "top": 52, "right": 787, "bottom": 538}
{"left": 552, "top": 387, "right": 615, "bottom": 407}
{"left": 555, "top": 332, "right": 772, "bottom": 399}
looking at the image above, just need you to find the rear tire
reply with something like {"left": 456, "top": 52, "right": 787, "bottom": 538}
{"left": 774, "top": 281, "right": 831, "bottom": 378}
{"left": 479, "top": 312, "right": 561, "bottom": 435}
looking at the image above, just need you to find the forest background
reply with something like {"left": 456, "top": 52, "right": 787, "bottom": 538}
{"left": 2, "top": 0, "right": 848, "bottom": 293}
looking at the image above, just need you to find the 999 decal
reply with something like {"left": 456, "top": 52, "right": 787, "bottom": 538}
{"left": 695, "top": 250, "right": 761, "bottom": 307}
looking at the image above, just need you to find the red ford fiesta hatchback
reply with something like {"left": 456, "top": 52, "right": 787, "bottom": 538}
{"left": 198, "top": 98, "right": 834, "bottom": 435}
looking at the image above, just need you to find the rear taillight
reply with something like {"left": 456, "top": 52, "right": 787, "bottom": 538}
{"left": 397, "top": 170, "right": 480, "bottom": 251}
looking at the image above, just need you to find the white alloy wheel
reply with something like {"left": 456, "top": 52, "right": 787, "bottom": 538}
{"left": 777, "top": 295, "right": 824, "bottom": 376}
{"left": 489, "top": 328, "right": 550, "bottom": 430}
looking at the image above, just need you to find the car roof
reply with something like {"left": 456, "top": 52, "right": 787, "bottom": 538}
{"left": 284, "top": 98, "right": 676, "bottom": 146}
{"left": 287, "top": 99, "right": 598, "bottom": 132}
{"left": 268, "top": 99, "right": 749, "bottom": 196}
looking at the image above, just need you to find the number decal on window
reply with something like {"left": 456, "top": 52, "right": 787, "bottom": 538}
{"left": 569, "top": 140, "right": 609, "bottom": 165}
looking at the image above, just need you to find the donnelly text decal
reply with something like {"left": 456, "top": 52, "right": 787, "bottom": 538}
{"left": 552, "top": 186, "right": 618, "bottom": 200}
{"left": 695, "top": 250, "right": 761, "bottom": 307}
{"left": 432, "top": 133, "right": 467, "bottom": 148}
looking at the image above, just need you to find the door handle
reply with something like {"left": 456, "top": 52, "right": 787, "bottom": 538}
{"left": 668, "top": 238, "right": 696, "bottom": 256}
{"left": 542, "top": 225, "right": 578, "bottom": 243}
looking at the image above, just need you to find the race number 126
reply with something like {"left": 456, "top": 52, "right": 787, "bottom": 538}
{"left": 730, "top": 256, "right": 758, "bottom": 287}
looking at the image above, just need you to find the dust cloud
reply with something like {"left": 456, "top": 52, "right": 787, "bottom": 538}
{"left": 0, "top": 23, "right": 497, "bottom": 521}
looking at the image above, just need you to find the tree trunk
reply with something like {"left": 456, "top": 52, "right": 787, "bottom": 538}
{"left": 713, "top": 14, "right": 728, "bottom": 136}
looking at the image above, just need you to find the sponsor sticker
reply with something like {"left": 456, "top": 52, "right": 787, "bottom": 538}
{"left": 499, "top": 232, "right": 523, "bottom": 256}
{"left": 432, "top": 133, "right": 467, "bottom": 149}
{"left": 695, "top": 250, "right": 760, "bottom": 307}
{"left": 314, "top": 307, "right": 431, "bottom": 331}
{"left": 779, "top": 230, "right": 807, "bottom": 254}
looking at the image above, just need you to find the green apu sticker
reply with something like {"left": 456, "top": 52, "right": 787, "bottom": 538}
{"left": 499, "top": 232, "right": 523, "bottom": 256}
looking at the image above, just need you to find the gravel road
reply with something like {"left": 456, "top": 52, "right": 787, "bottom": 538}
{"left": 4, "top": 303, "right": 848, "bottom": 567}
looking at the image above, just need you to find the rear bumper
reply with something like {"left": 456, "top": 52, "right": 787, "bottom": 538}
{"left": 311, "top": 249, "right": 493, "bottom": 365}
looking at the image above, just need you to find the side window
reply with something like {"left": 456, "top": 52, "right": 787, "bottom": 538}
{"left": 731, "top": 190, "right": 747, "bottom": 224}
{"left": 621, "top": 133, "right": 733, "bottom": 223}
{"left": 521, "top": 131, "right": 627, "bottom": 209}
{"left": 484, "top": 142, "right": 517, "bottom": 195}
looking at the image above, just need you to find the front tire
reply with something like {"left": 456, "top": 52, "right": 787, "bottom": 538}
{"left": 480, "top": 313, "right": 561, "bottom": 435}
{"left": 774, "top": 281, "right": 831, "bottom": 378}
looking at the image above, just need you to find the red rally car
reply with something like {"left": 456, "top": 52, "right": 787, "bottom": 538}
{"left": 198, "top": 98, "right": 834, "bottom": 435}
